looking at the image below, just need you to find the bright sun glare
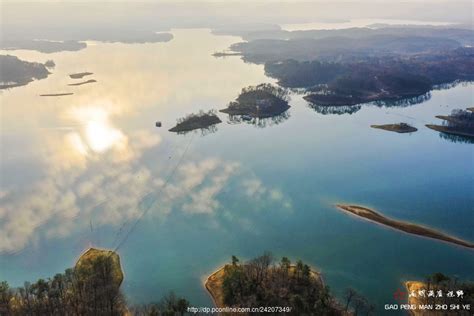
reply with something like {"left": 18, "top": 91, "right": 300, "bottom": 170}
{"left": 68, "top": 105, "right": 126, "bottom": 154}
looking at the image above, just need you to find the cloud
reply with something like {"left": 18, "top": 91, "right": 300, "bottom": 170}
{"left": 241, "top": 177, "right": 292, "bottom": 211}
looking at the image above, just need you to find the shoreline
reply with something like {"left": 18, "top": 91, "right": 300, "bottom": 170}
{"left": 203, "top": 265, "right": 226, "bottom": 308}
{"left": 405, "top": 281, "right": 429, "bottom": 316}
{"left": 336, "top": 204, "right": 474, "bottom": 249}
{"left": 425, "top": 124, "right": 474, "bottom": 138}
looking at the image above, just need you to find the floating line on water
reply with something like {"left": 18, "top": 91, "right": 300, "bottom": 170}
{"left": 111, "top": 133, "right": 195, "bottom": 253}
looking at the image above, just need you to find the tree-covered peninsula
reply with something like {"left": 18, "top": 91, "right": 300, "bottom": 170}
{"left": 0, "top": 55, "right": 50, "bottom": 89}
{"left": 205, "top": 253, "right": 371, "bottom": 315}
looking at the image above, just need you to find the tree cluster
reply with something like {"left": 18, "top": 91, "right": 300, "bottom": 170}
{"left": 419, "top": 272, "right": 474, "bottom": 312}
{"left": 265, "top": 48, "right": 474, "bottom": 106}
{"left": 444, "top": 109, "right": 474, "bottom": 133}
{"left": 222, "top": 84, "right": 290, "bottom": 118}
{"left": 0, "top": 55, "right": 50, "bottom": 89}
{"left": 0, "top": 254, "right": 189, "bottom": 316}
{"left": 343, "top": 288, "right": 375, "bottom": 316}
{"left": 221, "top": 253, "right": 345, "bottom": 315}
{"left": 0, "top": 254, "right": 125, "bottom": 316}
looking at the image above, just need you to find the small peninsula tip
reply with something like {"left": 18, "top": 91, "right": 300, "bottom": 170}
{"left": 336, "top": 204, "right": 474, "bottom": 249}
{"left": 371, "top": 123, "right": 417, "bottom": 133}
{"left": 426, "top": 109, "right": 474, "bottom": 139}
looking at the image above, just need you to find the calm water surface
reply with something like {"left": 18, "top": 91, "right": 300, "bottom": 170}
{"left": 1, "top": 28, "right": 473, "bottom": 314}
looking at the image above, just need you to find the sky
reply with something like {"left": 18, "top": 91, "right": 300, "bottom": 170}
{"left": 1, "top": 0, "right": 472, "bottom": 41}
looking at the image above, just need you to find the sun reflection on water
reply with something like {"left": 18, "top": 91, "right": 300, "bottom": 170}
{"left": 68, "top": 105, "right": 126, "bottom": 155}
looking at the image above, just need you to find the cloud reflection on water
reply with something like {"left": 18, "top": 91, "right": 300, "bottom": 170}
{"left": 0, "top": 130, "right": 290, "bottom": 253}
{"left": 0, "top": 29, "right": 285, "bottom": 254}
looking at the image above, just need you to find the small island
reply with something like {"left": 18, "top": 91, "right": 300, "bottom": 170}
{"left": 212, "top": 51, "right": 242, "bottom": 57}
{"left": 426, "top": 109, "right": 474, "bottom": 139}
{"left": 169, "top": 110, "right": 222, "bottom": 134}
{"left": 220, "top": 83, "right": 290, "bottom": 118}
{"left": 205, "top": 254, "right": 351, "bottom": 315}
{"left": 370, "top": 123, "right": 417, "bottom": 133}
{"left": 40, "top": 92, "right": 74, "bottom": 97}
{"left": 336, "top": 204, "right": 474, "bottom": 249}
{"left": 68, "top": 79, "right": 97, "bottom": 86}
{"left": 69, "top": 72, "right": 94, "bottom": 79}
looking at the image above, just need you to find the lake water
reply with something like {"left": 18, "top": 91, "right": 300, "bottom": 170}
{"left": 1, "top": 28, "right": 473, "bottom": 314}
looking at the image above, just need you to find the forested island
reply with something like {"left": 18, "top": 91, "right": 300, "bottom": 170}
{"left": 220, "top": 26, "right": 474, "bottom": 108}
{"left": 205, "top": 253, "right": 373, "bottom": 315}
{"left": 0, "top": 248, "right": 189, "bottom": 315}
{"left": 426, "top": 109, "right": 474, "bottom": 139}
{"left": 169, "top": 110, "right": 222, "bottom": 134}
{"left": 0, "top": 55, "right": 50, "bottom": 89}
{"left": 220, "top": 83, "right": 290, "bottom": 118}
{"left": 406, "top": 273, "right": 474, "bottom": 316}
{"left": 371, "top": 123, "right": 417, "bottom": 133}
{"left": 336, "top": 205, "right": 474, "bottom": 249}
